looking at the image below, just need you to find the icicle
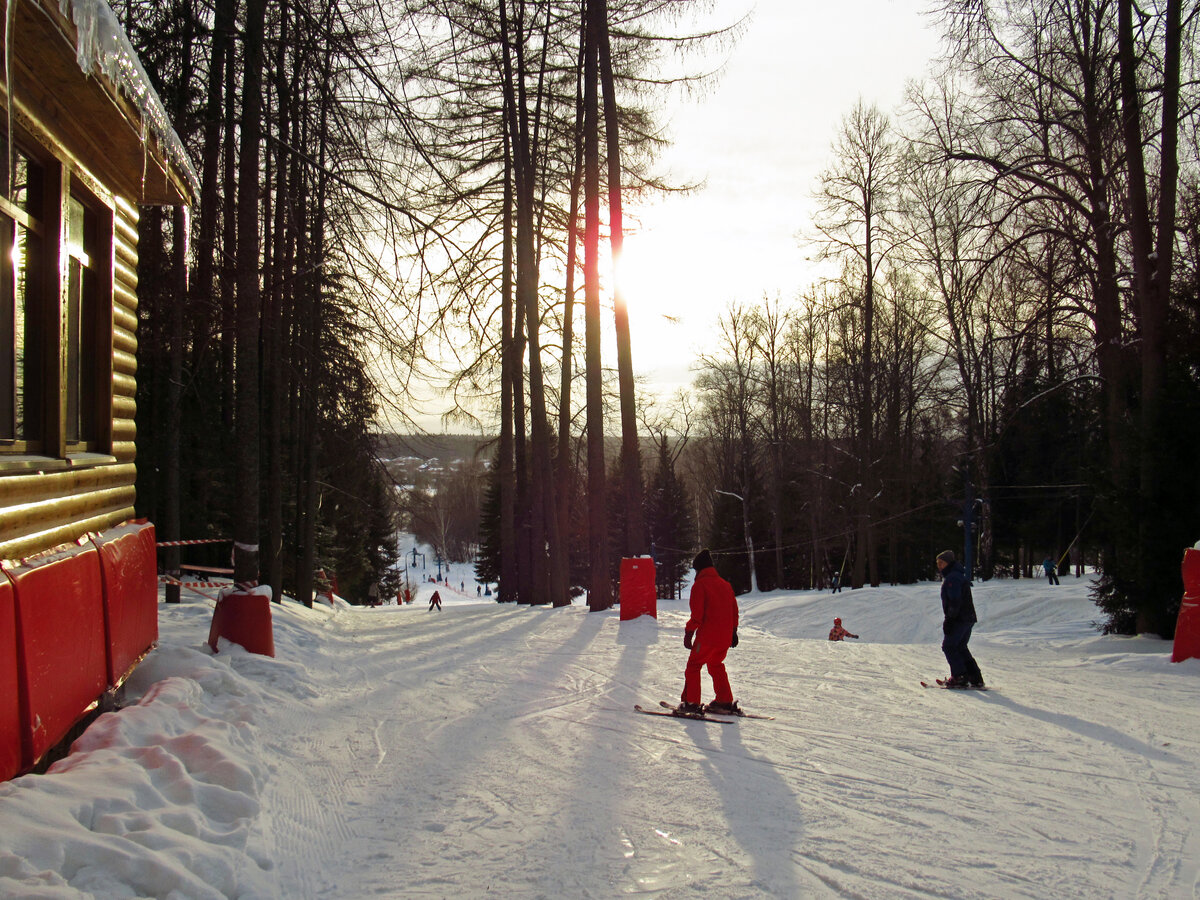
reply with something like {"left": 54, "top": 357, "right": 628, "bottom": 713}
{"left": 139, "top": 116, "right": 146, "bottom": 200}
{"left": 181, "top": 203, "right": 190, "bottom": 290}
{"left": 57, "top": 0, "right": 199, "bottom": 201}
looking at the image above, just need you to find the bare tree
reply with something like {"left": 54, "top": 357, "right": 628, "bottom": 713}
{"left": 813, "top": 100, "right": 902, "bottom": 588}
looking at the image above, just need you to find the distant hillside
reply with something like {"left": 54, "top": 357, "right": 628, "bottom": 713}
{"left": 374, "top": 434, "right": 495, "bottom": 463}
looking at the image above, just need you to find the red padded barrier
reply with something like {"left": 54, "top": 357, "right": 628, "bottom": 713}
{"left": 208, "top": 588, "right": 275, "bottom": 656}
{"left": 5, "top": 541, "right": 107, "bottom": 766}
{"left": 618, "top": 558, "right": 657, "bottom": 621}
{"left": 92, "top": 520, "right": 159, "bottom": 686}
{"left": 1172, "top": 548, "right": 1200, "bottom": 663}
{"left": 0, "top": 573, "right": 23, "bottom": 781}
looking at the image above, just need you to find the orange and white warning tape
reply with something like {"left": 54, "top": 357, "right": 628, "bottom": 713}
{"left": 159, "top": 575, "right": 230, "bottom": 588}
{"left": 156, "top": 538, "right": 232, "bottom": 547}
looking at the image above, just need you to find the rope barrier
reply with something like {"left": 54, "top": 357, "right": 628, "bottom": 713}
{"left": 156, "top": 539, "right": 232, "bottom": 547}
{"left": 159, "top": 575, "right": 229, "bottom": 588}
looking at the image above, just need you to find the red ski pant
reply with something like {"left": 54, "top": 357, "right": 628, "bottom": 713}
{"left": 681, "top": 644, "right": 733, "bottom": 705}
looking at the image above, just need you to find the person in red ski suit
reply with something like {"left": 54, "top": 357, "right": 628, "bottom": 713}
{"left": 679, "top": 549, "right": 740, "bottom": 715}
{"left": 828, "top": 617, "right": 858, "bottom": 641}
{"left": 428, "top": 590, "right": 442, "bottom": 611}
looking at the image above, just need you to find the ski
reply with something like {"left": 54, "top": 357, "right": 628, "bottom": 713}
{"left": 659, "top": 700, "right": 775, "bottom": 720}
{"left": 921, "top": 680, "right": 990, "bottom": 691}
{"left": 634, "top": 704, "right": 733, "bottom": 723}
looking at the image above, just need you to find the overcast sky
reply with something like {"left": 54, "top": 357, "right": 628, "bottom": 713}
{"left": 621, "top": 0, "right": 944, "bottom": 399}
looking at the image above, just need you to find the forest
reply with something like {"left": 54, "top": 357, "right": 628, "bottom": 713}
{"left": 122, "top": 0, "right": 1200, "bottom": 636}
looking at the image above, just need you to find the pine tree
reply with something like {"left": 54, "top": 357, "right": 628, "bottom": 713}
{"left": 475, "top": 454, "right": 504, "bottom": 595}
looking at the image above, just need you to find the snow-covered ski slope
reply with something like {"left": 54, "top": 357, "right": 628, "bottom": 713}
{"left": 2, "top": 573, "right": 1199, "bottom": 898}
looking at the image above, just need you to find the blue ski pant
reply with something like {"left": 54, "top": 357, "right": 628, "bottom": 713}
{"left": 942, "top": 620, "right": 981, "bottom": 682}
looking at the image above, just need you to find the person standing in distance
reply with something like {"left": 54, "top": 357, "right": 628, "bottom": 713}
{"left": 679, "top": 549, "right": 740, "bottom": 715}
{"left": 937, "top": 550, "right": 984, "bottom": 688}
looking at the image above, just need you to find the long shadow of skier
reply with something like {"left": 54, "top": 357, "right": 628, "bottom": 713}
{"left": 692, "top": 717, "right": 809, "bottom": 895}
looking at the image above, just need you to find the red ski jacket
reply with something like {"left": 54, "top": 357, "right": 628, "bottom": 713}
{"left": 685, "top": 567, "right": 739, "bottom": 650}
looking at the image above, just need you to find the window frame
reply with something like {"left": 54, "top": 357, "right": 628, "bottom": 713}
{"left": 0, "top": 128, "right": 116, "bottom": 472}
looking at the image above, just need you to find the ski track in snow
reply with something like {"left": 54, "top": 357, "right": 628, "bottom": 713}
{"left": 2, "top": 572, "right": 1199, "bottom": 898}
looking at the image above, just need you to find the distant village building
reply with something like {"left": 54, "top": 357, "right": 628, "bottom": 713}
{"left": 1, "top": 0, "right": 196, "bottom": 780}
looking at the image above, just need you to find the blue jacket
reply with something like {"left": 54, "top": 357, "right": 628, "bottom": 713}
{"left": 940, "top": 561, "right": 977, "bottom": 624}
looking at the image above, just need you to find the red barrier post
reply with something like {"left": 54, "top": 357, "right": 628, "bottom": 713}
{"left": 618, "top": 558, "right": 657, "bottom": 621}
{"left": 1172, "top": 547, "right": 1200, "bottom": 663}
{"left": 208, "top": 586, "right": 275, "bottom": 656}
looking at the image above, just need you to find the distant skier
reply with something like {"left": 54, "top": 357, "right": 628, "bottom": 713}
{"left": 1042, "top": 556, "right": 1060, "bottom": 585}
{"left": 828, "top": 618, "right": 858, "bottom": 641}
{"left": 428, "top": 590, "right": 442, "bottom": 611}
{"left": 678, "top": 549, "right": 740, "bottom": 715}
{"left": 936, "top": 550, "right": 984, "bottom": 688}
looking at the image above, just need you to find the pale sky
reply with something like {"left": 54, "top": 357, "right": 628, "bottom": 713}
{"left": 402, "top": 0, "right": 944, "bottom": 432}
{"left": 620, "top": 0, "right": 943, "bottom": 398}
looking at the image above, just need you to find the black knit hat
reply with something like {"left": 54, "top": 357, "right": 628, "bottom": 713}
{"left": 937, "top": 549, "right": 956, "bottom": 565}
{"left": 692, "top": 549, "right": 714, "bottom": 572}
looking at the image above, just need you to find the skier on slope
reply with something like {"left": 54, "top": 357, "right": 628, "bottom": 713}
{"left": 936, "top": 550, "right": 984, "bottom": 688}
{"left": 428, "top": 590, "right": 442, "bottom": 611}
{"left": 678, "top": 549, "right": 740, "bottom": 715}
{"left": 828, "top": 617, "right": 859, "bottom": 641}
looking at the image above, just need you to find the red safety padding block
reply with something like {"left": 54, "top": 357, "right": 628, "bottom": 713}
{"left": 1172, "top": 548, "right": 1200, "bottom": 663}
{"left": 208, "top": 588, "right": 275, "bottom": 657}
{"left": 0, "top": 573, "right": 23, "bottom": 781}
{"left": 92, "top": 521, "right": 159, "bottom": 687}
{"left": 618, "top": 558, "right": 657, "bottom": 621}
{"left": 6, "top": 541, "right": 107, "bottom": 766}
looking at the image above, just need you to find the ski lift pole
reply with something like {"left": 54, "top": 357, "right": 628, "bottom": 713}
{"left": 961, "top": 475, "right": 975, "bottom": 581}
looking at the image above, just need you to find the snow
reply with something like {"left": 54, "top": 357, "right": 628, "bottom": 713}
{"left": 3, "top": 570, "right": 1200, "bottom": 898}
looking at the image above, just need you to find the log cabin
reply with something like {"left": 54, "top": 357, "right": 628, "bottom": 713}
{"left": 0, "top": 0, "right": 197, "bottom": 779}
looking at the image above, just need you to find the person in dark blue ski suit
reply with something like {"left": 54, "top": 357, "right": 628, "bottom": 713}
{"left": 937, "top": 550, "right": 984, "bottom": 688}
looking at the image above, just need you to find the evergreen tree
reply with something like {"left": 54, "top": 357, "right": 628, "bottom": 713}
{"left": 475, "top": 453, "right": 504, "bottom": 596}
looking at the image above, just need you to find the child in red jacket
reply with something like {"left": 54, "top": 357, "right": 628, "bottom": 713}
{"left": 828, "top": 617, "right": 858, "bottom": 641}
{"left": 679, "top": 549, "right": 740, "bottom": 715}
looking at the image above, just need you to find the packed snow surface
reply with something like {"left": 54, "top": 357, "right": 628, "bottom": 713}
{"left": 3, "top": 570, "right": 1199, "bottom": 898}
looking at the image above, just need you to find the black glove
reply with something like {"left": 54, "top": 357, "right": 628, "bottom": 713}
{"left": 684, "top": 630, "right": 694, "bottom": 649}
{"left": 730, "top": 629, "right": 739, "bottom": 648}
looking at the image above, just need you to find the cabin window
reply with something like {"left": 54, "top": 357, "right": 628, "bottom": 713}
{"left": 0, "top": 148, "right": 44, "bottom": 451}
{"left": 1, "top": 139, "right": 114, "bottom": 463}
{"left": 65, "top": 192, "right": 100, "bottom": 448}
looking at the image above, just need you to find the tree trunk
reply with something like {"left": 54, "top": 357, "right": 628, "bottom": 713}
{"left": 232, "top": 0, "right": 268, "bottom": 587}
{"left": 499, "top": 131, "right": 518, "bottom": 604}
{"left": 165, "top": 207, "right": 186, "bottom": 576}
{"left": 556, "top": 119, "right": 583, "bottom": 592}
{"left": 1118, "top": 0, "right": 1182, "bottom": 633}
{"left": 582, "top": 0, "right": 610, "bottom": 610}
{"left": 596, "top": 0, "right": 643, "bottom": 558}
